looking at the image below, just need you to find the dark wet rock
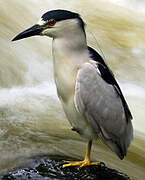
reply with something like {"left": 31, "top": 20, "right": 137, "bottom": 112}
{"left": 0, "top": 156, "right": 132, "bottom": 180}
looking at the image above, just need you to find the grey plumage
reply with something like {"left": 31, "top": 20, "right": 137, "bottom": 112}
{"left": 75, "top": 62, "right": 133, "bottom": 159}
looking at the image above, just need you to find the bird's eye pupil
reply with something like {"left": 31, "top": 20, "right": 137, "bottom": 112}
{"left": 49, "top": 19, "right": 56, "bottom": 26}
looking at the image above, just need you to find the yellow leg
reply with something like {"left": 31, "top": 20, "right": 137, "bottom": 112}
{"left": 63, "top": 140, "right": 101, "bottom": 168}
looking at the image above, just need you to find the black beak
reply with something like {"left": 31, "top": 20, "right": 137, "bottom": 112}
{"left": 12, "top": 24, "right": 43, "bottom": 41}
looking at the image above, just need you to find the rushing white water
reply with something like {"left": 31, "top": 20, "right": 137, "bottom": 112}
{"left": 0, "top": 0, "right": 145, "bottom": 179}
{"left": 109, "top": 0, "right": 145, "bottom": 13}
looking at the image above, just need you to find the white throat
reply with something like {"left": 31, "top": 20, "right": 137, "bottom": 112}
{"left": 52, "top": 23, "right": 89, "bottom": 102}
{"left": 52, "top": 22, "right": 88, "bottom": 67}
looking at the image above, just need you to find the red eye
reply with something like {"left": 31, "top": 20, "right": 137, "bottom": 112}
{"left": 48, "top": 19, "right": 56, "bottom": 26}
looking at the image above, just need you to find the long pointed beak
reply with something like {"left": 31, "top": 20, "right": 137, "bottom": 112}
{"left": 12, "top": 24, "right": 43, "bottom": 41}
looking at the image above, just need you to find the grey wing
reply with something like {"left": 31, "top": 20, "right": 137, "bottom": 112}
{"left": 74, "top": 62, "right": 133, "bottom": 159}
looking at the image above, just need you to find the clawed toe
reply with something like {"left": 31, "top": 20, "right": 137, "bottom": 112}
{"left": 63, "top": 160, "right": 101, "bottom": 168}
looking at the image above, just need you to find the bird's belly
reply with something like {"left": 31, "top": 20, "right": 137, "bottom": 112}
{"left": 54, "top": 71, "right": 97, "bottom": 139}
{"left": 62, "top": 96, "right": 97, "bottom": 139}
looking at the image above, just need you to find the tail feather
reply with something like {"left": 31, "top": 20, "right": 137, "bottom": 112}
{"left": 118, "top": 120, "right": 133, "bottom": 158}
{"left": 99, "top": 120, "right": 133, "bottom": 159}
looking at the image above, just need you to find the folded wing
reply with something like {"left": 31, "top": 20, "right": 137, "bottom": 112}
{"left": 74, "top": 62, "right": 133, "bottom": 159}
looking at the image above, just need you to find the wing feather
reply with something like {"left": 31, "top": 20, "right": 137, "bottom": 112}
{"left": 88, "top": 46, "right": 133, "bottom": 121}
{"left": 74, "top": 62, "right": 133, "bottom": 159}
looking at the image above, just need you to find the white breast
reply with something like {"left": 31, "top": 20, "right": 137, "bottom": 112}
{"left": 52, "top": 38, "right": 87, "bottom": 102}
{"left": 53, "top": 49, "right": 77, "bottom": 102}
{"left": 52, "top": 37, "right": 96, "bottom": 139}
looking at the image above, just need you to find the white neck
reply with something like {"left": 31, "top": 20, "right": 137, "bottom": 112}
{"left": 52, "top": 26, "right": 88, "bottom": 67}
{"left": 51, "top": 25, "right": 89, "bottom": 101}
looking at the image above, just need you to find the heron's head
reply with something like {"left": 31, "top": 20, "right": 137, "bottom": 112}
{"left": 12, "top": 9, "right": 86, "bottom": 41}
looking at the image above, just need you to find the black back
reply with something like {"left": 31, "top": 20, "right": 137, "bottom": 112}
{"left": 88, "top": 46, "right": 133, "bottom": 122}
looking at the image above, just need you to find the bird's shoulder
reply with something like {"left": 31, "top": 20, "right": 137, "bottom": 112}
{"left": 87, "top": 46, "right": 133, "bottom": 121}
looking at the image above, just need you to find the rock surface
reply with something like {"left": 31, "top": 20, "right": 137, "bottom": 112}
{"left": 0, "top": 156, "right": 132, "bottom": 180}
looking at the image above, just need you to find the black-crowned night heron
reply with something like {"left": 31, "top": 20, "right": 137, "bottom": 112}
{"left": 12, "top": 9, "right": 133, "bottom": 167}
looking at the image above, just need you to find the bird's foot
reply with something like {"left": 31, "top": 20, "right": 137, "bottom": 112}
{"left": 63, "top": 159, "right": 101, "bottom": 168}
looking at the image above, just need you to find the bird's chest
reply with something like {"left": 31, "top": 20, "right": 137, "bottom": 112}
{"left": 53, "top": 58, "right": 77, "bottom": 103}
{"left": 52, "top": 39, "right": 84, "bottom": 103}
